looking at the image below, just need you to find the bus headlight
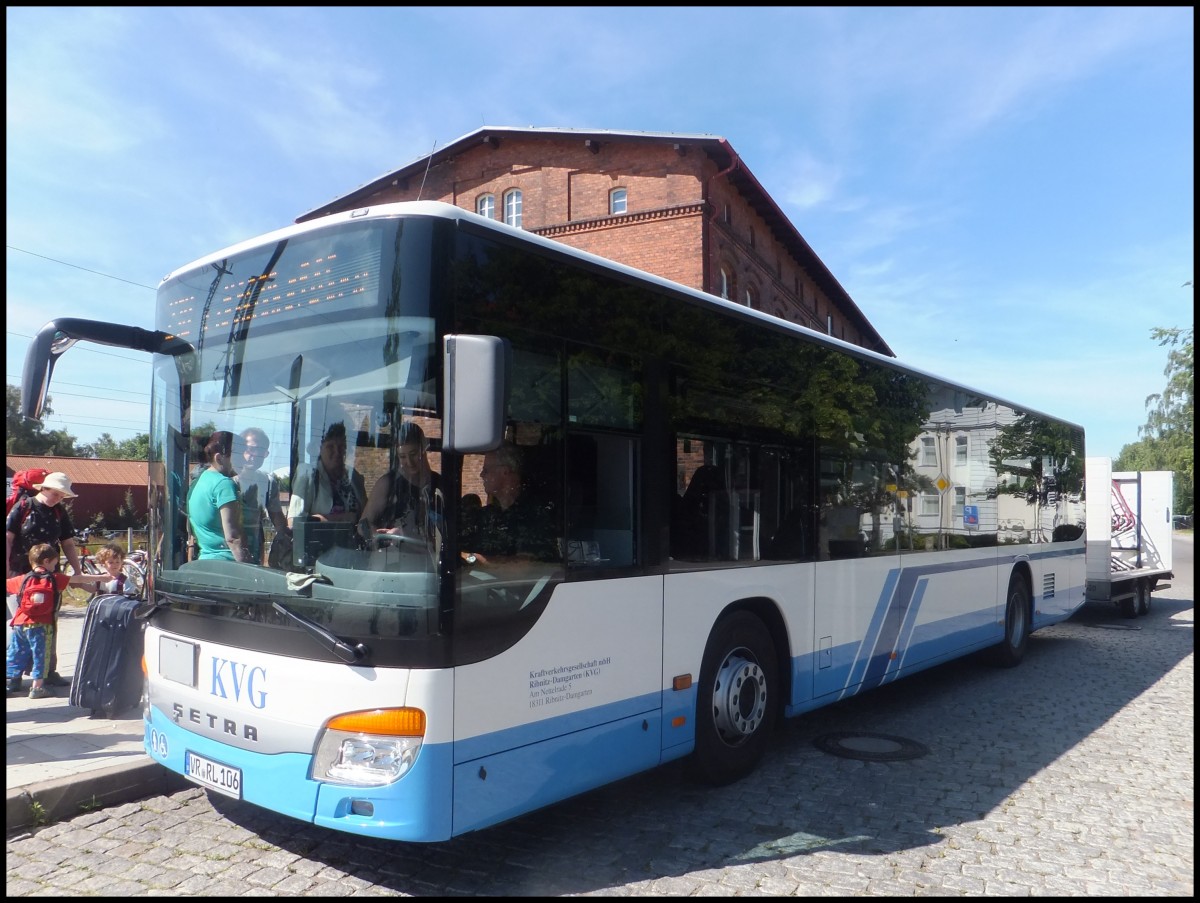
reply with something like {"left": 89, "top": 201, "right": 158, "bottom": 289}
{"left": 312, "top": 707, "right": 426, "bottom": 786}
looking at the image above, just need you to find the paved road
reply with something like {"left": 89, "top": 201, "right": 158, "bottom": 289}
{"left": 7, "top": 537, "right": 1193, "bottom": 896}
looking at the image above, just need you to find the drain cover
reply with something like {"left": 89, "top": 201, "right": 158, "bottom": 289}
{"left": 813, "top": 731, "right": 929, "bottom": 761}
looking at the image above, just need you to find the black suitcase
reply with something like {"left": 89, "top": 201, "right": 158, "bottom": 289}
{"left": 70, "top": 593, "right": 146, "bottom": 718}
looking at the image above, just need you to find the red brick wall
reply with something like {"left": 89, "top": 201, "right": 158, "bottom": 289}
{"left": 347, "top": 135, "right": 865, "bottom": 347}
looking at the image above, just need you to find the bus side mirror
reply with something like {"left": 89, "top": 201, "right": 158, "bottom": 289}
{"left": 442, "top": 334, "right": 510, "bottom": 453}
{"left": 20, "top": 317, "right": 193, "bottom": 421}
{"left": 20, "top": 326, "right": 64, "bottom": 422}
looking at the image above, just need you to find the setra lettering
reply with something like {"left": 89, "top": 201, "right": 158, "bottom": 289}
{"left": 171, "top": 702, "right": 260, "bottom": 741}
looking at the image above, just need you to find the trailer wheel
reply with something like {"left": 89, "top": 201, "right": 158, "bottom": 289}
{"left": 1119, "top": 592, "right": 1138, "bottom": 619}
{"left": 1135, "top": 579, "right": 1151, "bottom": 616}
{"left": 691, "top": 611, "right": 778, "bottom": 786}
{"left": 992, "top": 576, "right": 1030, "bottom": 668}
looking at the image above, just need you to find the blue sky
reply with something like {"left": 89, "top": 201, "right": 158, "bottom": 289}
{"left": 6, "top": 7, "right": 1194, "bottom": 461}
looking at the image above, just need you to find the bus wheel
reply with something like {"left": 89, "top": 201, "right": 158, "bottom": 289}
{"left": 992, "top": 577, "right": 1030, "bottom": 668}
{"left": 691, "top": 611, "right": 778, "bottom": 786}
{"left": 1135, "top": 580, "right": 1151, "bottom": 616}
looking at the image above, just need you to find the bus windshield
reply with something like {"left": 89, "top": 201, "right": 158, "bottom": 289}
{"left": 149, "top": 216, "right": 447, "bottom": 657}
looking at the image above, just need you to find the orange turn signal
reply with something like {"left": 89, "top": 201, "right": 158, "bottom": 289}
{"left": 327, "top": 708, "right": 426, "bottom": 736}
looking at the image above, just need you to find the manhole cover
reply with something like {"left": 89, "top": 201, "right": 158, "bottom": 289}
{"left": 813, "top": 731, "right": 929, "bottom": 761}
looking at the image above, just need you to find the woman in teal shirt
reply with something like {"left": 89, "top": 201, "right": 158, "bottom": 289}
{"left": 188, "top": 431, "right": 248, "bottom": 562}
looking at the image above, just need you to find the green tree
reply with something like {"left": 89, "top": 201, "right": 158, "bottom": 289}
{"left": 1115, "top": 325, "right": 1194, "bottom": 515}
{"left": 5, "top": 384, "right": 87, "bottom": 456}
{"left": 79, "top": 432, "right": 152, "bottom": 460}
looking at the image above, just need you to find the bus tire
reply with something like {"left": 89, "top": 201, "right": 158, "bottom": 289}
{"left": 1135, "top": 579, "right": 1151, "bottom": 616}
{"left": 992, "top": 576, "right": 1030, "bottom": 668}
{"left": 691, "top": 611, "right": 778, "bottom": 786}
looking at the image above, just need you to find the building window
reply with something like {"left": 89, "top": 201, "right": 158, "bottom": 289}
{"left": 749, "top": 228, "right": 756, "bottom": 248}
{"left": 953, "top": 487, "right": 966, "bottom": 519}
{"left": 609, "top": 187, "right": 627, "bottom": 215}
{"left": 744, "top": 287, "right": 756, "bottom": 309}
{"left": 476, "top": 194, "right": 495, "bottom": 219}
{"left": 718, "top": 268, "right": 730, "bottom": 300}
{"left": 723, "top": 204, "right": 731, "bottom": 225}
{"left": 920, "top": 436, "right": 936, "bottom": 467}
{"left": 955, "top": 435, "right": 968, "bottom": 465}
{"left": 920, "top": 492, "right": 941, "bottom": 517}
{"left": 503, "top": 189, "right": 523, "bottom": 228}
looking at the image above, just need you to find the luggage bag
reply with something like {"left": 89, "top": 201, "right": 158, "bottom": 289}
{"left": 70, "top": 593, "right": 146, "bottom": 718}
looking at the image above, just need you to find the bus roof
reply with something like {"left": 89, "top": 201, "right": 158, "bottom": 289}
{"left": 160, "top": 200, "right": 1083, "bottom": 435}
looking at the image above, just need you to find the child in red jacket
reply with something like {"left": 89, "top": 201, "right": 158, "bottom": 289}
{"left": 6, "top": 543, "right": 106, "bottom": 698}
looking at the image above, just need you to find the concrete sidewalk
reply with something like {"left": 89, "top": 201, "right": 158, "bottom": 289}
{"left": 6, "top": 602, "right": 186, "bottom": 835}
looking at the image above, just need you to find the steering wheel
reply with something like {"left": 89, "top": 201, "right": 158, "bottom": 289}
{"left": 374, "top": 531, "right": 423, "bottom": 549}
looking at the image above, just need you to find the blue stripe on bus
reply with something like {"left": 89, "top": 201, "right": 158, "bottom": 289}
{"left": 838, "top": 548, "right": 1084, "bottom": 698}
{"left": 451, "top": 709, "right": 664, "bottom": 836}
{"left": 313, "top": 744, "right": 454, "bottom": 841}
{"left": 145, "top": 703, "right": 319, "bottom": 825}
{"left": 891, "top": 575, "right": 931, "bottom": 677}
{"left": 844, "top": 568, "right": 902, "bottom": 690}
{"left": 145, "top": 702, "right": 457, "bottom": 842}
{"left": 454, "top": 691, "right": 662, "bottom": 763}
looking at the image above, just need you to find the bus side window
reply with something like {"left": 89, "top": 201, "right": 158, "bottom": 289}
{"left": 566, "top": 432, "right": 637, "bottom": 569}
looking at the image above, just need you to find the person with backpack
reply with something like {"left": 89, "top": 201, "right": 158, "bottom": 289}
{"left": 6, "top": 467, "right": 50, "bottom": 519}
{"left": 6, "top": 543, "right": 107, "bottom": 698}
{"left": 5, "top": 471, "right": 86, "bottom": 687}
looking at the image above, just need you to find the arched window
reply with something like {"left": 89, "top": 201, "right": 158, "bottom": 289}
{"left": 718, "top": 268, "right": 730, "bottom": 299}
{"left": 503, "top": 189, "right": 523, "bottom": 228}
{"left": 609, "top": 187, "right": 627, "bottom": 215}
{"left": 476, "top": 194, "right": 495, "bottom": 219}
{"left": 744, "top": 287, "right": 756, "bottom": 310}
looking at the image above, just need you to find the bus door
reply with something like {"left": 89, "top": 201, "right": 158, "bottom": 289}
{"left": 812, "top": 452, "right": 903, "bottom": 699}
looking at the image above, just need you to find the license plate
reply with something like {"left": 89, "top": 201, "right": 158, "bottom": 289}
{"left": 159, "top": 637, "right": 197, "bottom": 687}
{"left": 185, "top": 751, "right": 242, "bottom": 799}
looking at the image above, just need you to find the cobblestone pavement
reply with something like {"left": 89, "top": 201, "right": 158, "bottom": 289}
{"left": 7, "top": 541, "right": 1193, "bottom": 896}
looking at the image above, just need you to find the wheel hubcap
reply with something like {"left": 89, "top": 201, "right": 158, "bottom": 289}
{"left": 712, "top": 651, "right": 767, "bottom": 744}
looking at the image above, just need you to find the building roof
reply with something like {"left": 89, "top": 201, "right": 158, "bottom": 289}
{"left": 6, "top": 456, "right": 147, "bottom": 489}
{"left": 296, "top": 125, "right": 893, "bottom": 356}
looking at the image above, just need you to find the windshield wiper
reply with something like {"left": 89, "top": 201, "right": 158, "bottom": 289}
{"left": 156, "top": 589, "right": 228, "bottom": 609}
{"left": 271, "top": 600, "right": 371, "bottom": 665}
{"left": 153, "top": 589, "right": 371, "bottom": 665}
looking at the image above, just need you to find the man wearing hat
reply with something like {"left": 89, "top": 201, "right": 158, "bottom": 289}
{"left": 5, "top": 471, "right": 86, "bottom": 687}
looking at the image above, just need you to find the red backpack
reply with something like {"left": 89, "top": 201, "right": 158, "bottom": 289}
{"left": 6, "top": 468, "right": 51, "bottom": 518}
{"left": 14, "top": 569, "right": 60, "bottom": 624}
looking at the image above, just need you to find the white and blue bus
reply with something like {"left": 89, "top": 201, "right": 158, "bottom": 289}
{"left": 21, "top": 201, "right": 1086, "bottom": 841}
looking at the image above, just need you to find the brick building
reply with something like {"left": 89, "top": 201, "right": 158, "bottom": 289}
{"left": 297, "top": 126, "right": 892, "bottom": 357}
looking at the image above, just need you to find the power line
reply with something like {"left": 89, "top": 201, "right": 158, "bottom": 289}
{"left": 6, "top": 245, "right": 158, "bottom": 290}
{"left": 5, "top": 376, "right": 150, "bottom": 401}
